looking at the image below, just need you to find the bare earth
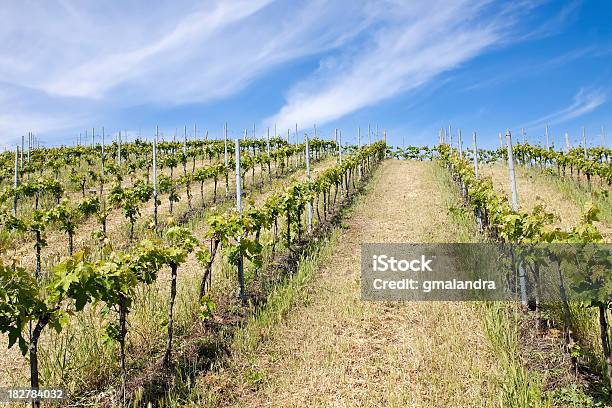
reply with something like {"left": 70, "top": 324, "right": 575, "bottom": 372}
{"left": 204, "top": 160, "right": 500, "bottom": 407}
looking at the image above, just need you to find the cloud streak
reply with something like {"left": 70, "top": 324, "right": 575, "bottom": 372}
{"left": 0, "top": 0, "right": 371, "bottom": 143}
{"left": 42, "top": 1, "right": 274, "bottom": 98}
{"left": 266, "top": 0, "right": 532, "bottom": 129}
{"left": 520, "top": 88, "right": 607, "bottom": 129}
{"left": 0, "top": 0, "right": 592, "bottom": 146}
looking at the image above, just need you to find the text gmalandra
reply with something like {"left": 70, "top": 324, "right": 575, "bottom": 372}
{"left": 372, "top": 278, "right": 496, "bottom": 292}
{"left": 422, "top": 279, "right": 496, "bottom": 292}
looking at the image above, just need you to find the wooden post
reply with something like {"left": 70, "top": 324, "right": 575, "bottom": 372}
{"left": 506, "top": 129, "right": 518, "bottom": 211}
{"left": 237, "top": 134, "right": 244, "bottom": 198}
{"left": 582, "top": 127, "right": 588, "bottom": 160}
{"left": 224, "top": 122, "right": 229, "bottom": 163}
{"left": 545, "top": 124, "right": 550, "bottom": 151}
{"left": 565, "top": 131, "right": 570, "bottom": 152}
{"left": 266, "top": 127, "right": 270, "bottom": 154}
{"left": 314, "top": 124, "right": 318, "bottom": 159}
{"left": 153, "top": 127, "right": 158, "bottom": 230}
{"left": 305, "top": 134, "right": 312, "bottom": 233}
{"left": 27, "top": 132, "right": 31, "bottom": 180}
{"left": 334, "top": 129, "right": 338, "bottom": 159}
{"left": 183, "top": 125, "right": 187, "bottom": 159}
{"left": 295, "top": 123, "right": 299, "bottom": 167}
{"left": 224, "top": 122, "right": 229, "bottom": 198}
{"left": 235, "top": 138, "right": 246, "bottom": 301}
{"left": 183, "top": 125, "right": 190, "bottom": 207}
{"left": 357, "top": 127, "right": 362, "bottom": 178}
{"left": 338, "top": 130, "right": 342, "bottom": 164}
{"left": 506, "top": 129, "right": 527, "bottom": 306}
{"left": 472, "top": 131, "right": 479, "bottom": 179}
{"left": 473, "top": 131, "right": 482, "bottom": 229}
{"left": 458, "top": 129, "right": 466, "bottom": 198}
{"left": 101, "top": 127, "right": 105, "bottom": 196}
{"left": 368, "top": 124, "right": 371, "bottom": 145}
{"left": 13, "top": 146, "right": 18, "bottom": 216}
{"left": 118, "top": 131, "right": 122, "bottom": 167}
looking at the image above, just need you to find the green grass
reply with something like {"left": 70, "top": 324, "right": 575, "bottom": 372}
{"left": 434, "top": 161, "right": 552, "bottom": 407}
{"left": 233, "top": 228, "right": 340, "bottom": 354}
{"left": 483, "top": 302, "right": 551, "bottom": 407}
{"left": 175, "top": 231, "right": 344, "bottom": 407}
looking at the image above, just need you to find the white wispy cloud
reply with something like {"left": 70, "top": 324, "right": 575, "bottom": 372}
{"left": 266, "top": 0, "right": 534, "bottom": 129}
{"left": 42, "top": 1, "right": 275, "bottom": 98}
{"left": 520, "top": 88, "right": 607, "bottom": 129}
{"left": 0, "top": 0, "right": 371, "bottom": 143}
{"left": 0, "top": 0, "right": 587, "bottom": 146}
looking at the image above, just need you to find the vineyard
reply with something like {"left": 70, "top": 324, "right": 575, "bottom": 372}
{"left": 0, "top": 127, "right": 610, "bottom": 407}
{"left": 0, "top": 129, "right": 387, "bottom": 405}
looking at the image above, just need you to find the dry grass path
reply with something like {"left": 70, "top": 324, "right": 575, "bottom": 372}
{"left": 199, "top": 160, "right": 500, "bottom": 407}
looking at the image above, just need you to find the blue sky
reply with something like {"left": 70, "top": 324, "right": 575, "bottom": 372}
{"left": 0, "top": 0, "right": 611, "bottom": 149}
